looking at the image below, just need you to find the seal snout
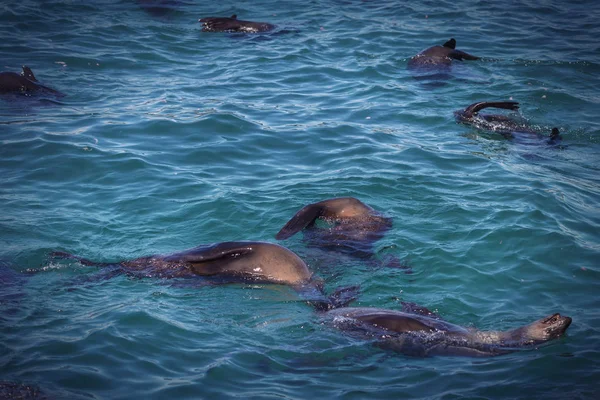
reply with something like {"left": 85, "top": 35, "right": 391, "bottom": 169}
{"left": 541, "top": 313, "right": 572, "bottom": 338}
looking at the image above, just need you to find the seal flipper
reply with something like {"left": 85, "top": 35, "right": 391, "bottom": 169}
{"left": 276, "top": 204, "right": 324, "bottom": 240}
{"left": 548, "top": 127, "right": 562, "bottom": 145}
{"left": 443, "top": 38, "right": 456, "bottom": 49}
{"left": 449, "top": 49, "right": 480, "bottom": 61}
{"left": 301, "top": 284, "right": 360, "bottom": 311}
{"left": 463, "top": 101, "right": 520, "bottom": 118}
{"left": 21, "top": 66, "right": 37, "bottom": 82}
{"left": 163, "top": 242, "right": 255, "bottom": 264}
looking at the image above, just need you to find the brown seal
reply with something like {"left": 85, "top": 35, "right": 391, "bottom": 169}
{"left": 327, "top": 305, "right": 572, "bottom": 357}
{"left": 275, "top": 197, "right": 393, "bottom": 259}
{"left": 50, "top": 241, "right": 359, "bottom": 310}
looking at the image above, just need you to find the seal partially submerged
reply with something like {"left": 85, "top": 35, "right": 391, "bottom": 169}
{"left": 275, "top": 197, "right": 392, "bottom": 258}
{"left": 408, "top": 38, "right": 479, "bottom": 69}
{"left": 50, "top": 241, "right": 357, "bottom": 310}
{"left": 455, "top": 101, "right": 562, "bottom": 145}
{"left": 326, "top": 305, "right": 572, "bottom": 357}
{"left": 199, "top": 14, "right": 275, "bottom": 33}
{"left": 0, "top": 66, "right": 63, "bottom": 96}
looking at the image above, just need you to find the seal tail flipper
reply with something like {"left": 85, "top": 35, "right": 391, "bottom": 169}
{"left": 49, "top": 251, "right": 109, "bottom": 267}
{"left": 463, "top": 101, "right": 520, "bottom": 118}
{"left": 327, "top": 285, "right": 360, "bottom": 309}
{"left": 163, "top": 242, "right": 255, "bottom": 263}
{"left": 162, "top": 242, "right": 256, "bottom": 275}
{"left": 547, "top": 127, "right": 563, "bottom": 145}
{"left": 450, "top": 50, "right": 479, "bottom": 61}
{"left": 443, "top": 38, "right": 456, "bottom": 49}
{"left": 275, "top": 203, "right": 324, "bottom": 240}
{"left": 303, "top": 284, "right": 360, "bottom": 311}
{"left": 21, "top": 66, "right": 37, "bottom": 82}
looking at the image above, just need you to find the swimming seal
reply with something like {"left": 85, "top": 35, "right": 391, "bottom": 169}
{"left": 326, "top": 305, "right": 572, "bottom": 357}
{"left": 408, "top": 38, "right": 479, "bottom": 69}
{"left": 275, "top": 197, "right": 392, "bottom": 258}
{"left": 0, "top": 66, "right": 63, "bottom": 96}
{"left": 52, "top": 241, "right": 311, "bottom": 284}
{"left": 455, "top": 101, "right": 562, "bottom": 145}
{"left": 50, "top": 241, "right": 358, "bottom": 310}
{"left": 198, "top": 14, "right": 275, "bottom": 33}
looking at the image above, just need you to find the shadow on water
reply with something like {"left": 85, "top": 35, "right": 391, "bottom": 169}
{"left": 136, "top": 0, "right": 191, "bottom": 17}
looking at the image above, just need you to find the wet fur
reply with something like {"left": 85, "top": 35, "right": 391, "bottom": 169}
{"left": 326, "top": 307, "right": 571, "bottom": 357}
{"left": 199, "top": 14, "right": 275, "bottom": 33}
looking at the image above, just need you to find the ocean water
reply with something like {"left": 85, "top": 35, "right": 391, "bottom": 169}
{"left": 1, "top": 0, "right": 599, "bottom": 398}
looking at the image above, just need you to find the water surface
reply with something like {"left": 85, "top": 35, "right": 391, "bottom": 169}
{"left": 1, "top": 1, "right": 599, "bottom": 399}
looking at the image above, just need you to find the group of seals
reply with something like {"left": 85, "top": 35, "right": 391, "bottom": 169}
{"left": 50, "top": 195, "right": 572, "bottom": 356}
{"left": 17, "top": 12, "right": 570, "bottom": 358}
{"left": 406, "top": 38, "right": 563, "bottom": 144}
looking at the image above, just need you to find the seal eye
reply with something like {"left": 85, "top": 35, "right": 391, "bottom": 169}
{"left": 543, "top": 314, "right": 560, "bottom": 324}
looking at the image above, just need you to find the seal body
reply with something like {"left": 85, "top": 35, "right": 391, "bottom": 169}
{"left": 408, "top": 38, "right": 479, "bottom": 69}
{"left": 50, "top": 241, "right": 360, "bottom": 310}
{"left": 276, "top": 197, "right": 392, "bottom": 258}
{"left": 199, "top": 14, "right": 275, "bottom": 33}
{"left": 455, "top": 101, "right": 562, "bottom": 144}
{"left": 326, "top": 307, "right": 572, "bottom": 357}
{"left": 0, "top": 66, "right": 62, "bottom": 95}
{"left": 52, "top": 241, "right": 312, "bottom": 285}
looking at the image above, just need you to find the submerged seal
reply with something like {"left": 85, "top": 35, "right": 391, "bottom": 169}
{"left": 0, "top": 66, "right": 63, "bottom": 96}
{"left": 275, "top": 197, "right": 392, "bottom": 258}
{"left": 50, "top": 241, "right": 358, "bottom": 310}
{"left": 408, "top": 38, "right": 479, "bottom": 69}
{"left": 326, "top": 305, "right": 572, "bottom": 357}
{"left": 198, "top": 14, "right": 275, "bottom": 33}
{"left": 455, "top": 101, "right": 562, "bottom": 145}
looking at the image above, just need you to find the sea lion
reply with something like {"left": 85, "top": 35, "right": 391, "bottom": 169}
{"left": 0, "top": 66, "right": 63, "bottom": 96}
{"left": 408, "top": 38, "right": 479, "bottom": 69}
{"left": 326, "top": 306, "right": 572, "bottom": 357}
{"left": 455, "top": 101, "right": 562, "bottom": 145}
{"left": 275, "top": 197, "right": 393, "bottom": 258}
{"left": 198, "top": 14, "right": 275, "bottom": 33}
{"left": 52, "top": 241, "right": 311, "bottom": 284}
{"left": 50, "top": 241, "right": 357, "bottom": 310}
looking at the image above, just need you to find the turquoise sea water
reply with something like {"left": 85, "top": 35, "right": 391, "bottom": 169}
{"left": 1, "top": 0, "right": 599, "bottom": 398}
